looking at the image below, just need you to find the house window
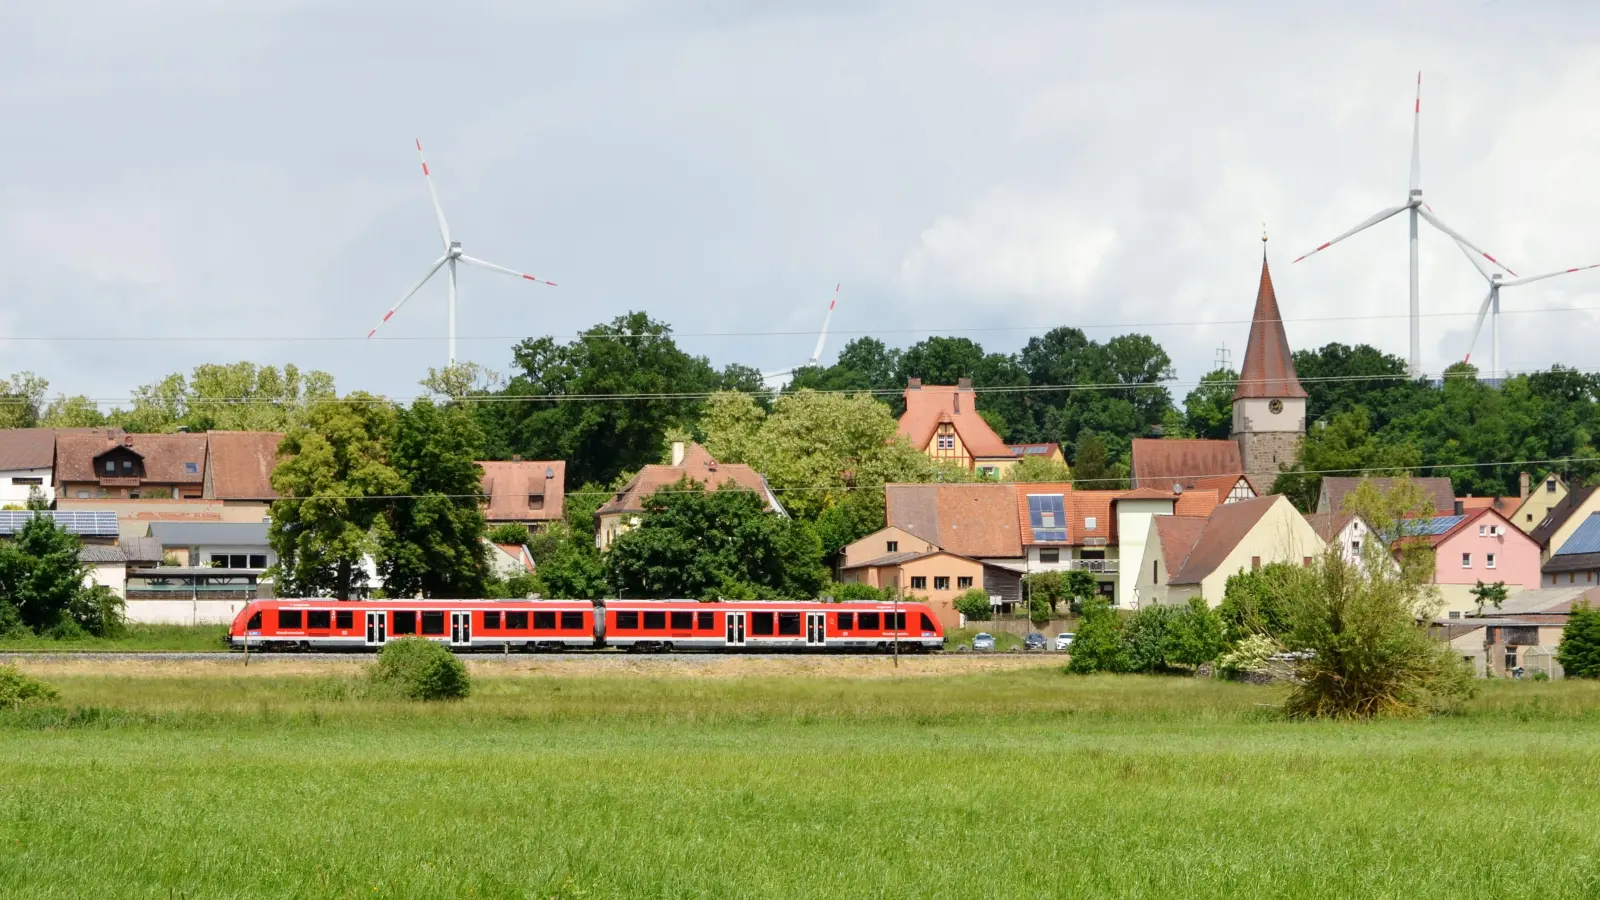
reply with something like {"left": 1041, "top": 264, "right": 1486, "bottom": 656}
{"left": 978, "top": 466, "right": 999, "bottom": 478}
{"left": 1486, "top": 553, "right": 1496, "bottom": 569}
{"left": 957, "top": 576, "right": 973, "bottom": 589}
{"left": 10, "top": 477, "right": 41, "bottom": 486}
{"left": 936, "top": 434, "right": 955, "bottom": 450}
{"left": 184, "top": 462, "right": 198, "bottom": 474}
{"left": 104, "top": 460, "right": 115, "bottom": 474}
{"left": 1527, "top": 514, "right": 1534, "bottom": 522}
{"left": 76, "top": 491, "right": 90, "bottom": 499}
{"left": 1251, "top": 556, "right": 1261, "bottom": 570}
{"left": 1505, "top": 647, "right": 1518, "bottom": 672}
{"left": 249, "top": 554, "right": 267, "bottom": 569}
{"left": 122, "top": 460, "right": 133, "bottom": 473}
{"left": 1462, "top": 553, "right": 1471, "bottom": 569}
{"left": 1448, "top": 611, "right": 1461, "bottom": 619}
{"left": 1039, "top": 548, "right": 1060, "bottom": 564}
{"left": 1084, "top": 517, "right": 1098, "bottom": 531}
{"left": 1547, "top": 479, "right": 1557, "bottom": 493}
{"left": 886, "top": 541, "right": 899, "bottom": 553}
{"left": 1479, "top": 525, "right": 1487, "bottom": 537}
{"left": 1039, "top": 510, "right": 1056, "bottom": 528}
{"left": 910, "top": 576, "right": 927, "bottom": 590}
{"left": 1152, "top": 560, "right": 1159, "bottom": 581}
{"left": 1351, "top": 540, "right": 1361, "bottom": 555}
{"left": 933, "top": 576, "right": 950, "bottom": 591}
{"left": 1489, "top": 525, "right": 1498, "bottom": 536}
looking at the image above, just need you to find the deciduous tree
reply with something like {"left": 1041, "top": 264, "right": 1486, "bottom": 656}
{"left": 377, "top": 399, "right": 490, "bottom": 599}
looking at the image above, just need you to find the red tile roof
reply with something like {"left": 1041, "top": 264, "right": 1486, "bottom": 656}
{"left": 1234, "top": 254, "right": 1307, "bottom": 400}
{"left": 885, "top": 482, "right": 1022, "bottom": 558}
{"left": 1130, "top": 439, "right": 1246, "bottom": 491}
{"left": 1153, "top": 516, "right": 1209, "bottom": 578}
{"left": 205, "top": 431, "right": 283, "bottom": 500}
{"left": 55, "top": 431, "right": 208, "bottom": 485}
{"left": 598, "top": 444, "right": 780, "bottom": 517}
{"left": 1173, "top": 489, "right": 1221, "bottom": 518}
{"left": 480, "top": 460, "right": 566, "bottom": 522}
{"left": 897, "top": 382, "right": 1012, "bottom": 459}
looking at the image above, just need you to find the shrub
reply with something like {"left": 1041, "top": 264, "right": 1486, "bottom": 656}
{"left": 369, "top": 638, "right": 471, "bottom": 701}
{"left": 1167, "top": 597, "right": 1226, "bottom": 668}
{"left": 953, "top": 588, "right": 992, "bottom": 623}
{"left": 1558, "top": 601, "right": 1600, "bottom": 678}
{"left": 486, "top": 522, "right": 534, "bottom": 547}
{"left": 1028, "top": 593, "right": 1054, "bottom": 626}
{"left": 1283, "top": 551, "right": 1473, "bottom": 719}
{"left": 1065, "top": 597, "right": 1131, "bottom": 673}
{"left": 1123, "top": 604, "right": 1178, "bottom": 672}
{"left": 1218, "top": 563, "right": 1305, "bottom": 642}
{"left": 0, "top": 665, "right": 58, "bottom": 704}
{"left": 826, "top": 582, "right": 890, "bottom": 602}
{"left": 1217, "top": 634, "right": 1279, "bottom": 675}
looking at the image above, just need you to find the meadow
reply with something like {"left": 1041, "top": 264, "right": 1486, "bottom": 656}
{"left": 3, "top": 663, "right": 1600, "bottom": 898}
{"left": 0, "top": 623, "right": 227, "bottom": 653}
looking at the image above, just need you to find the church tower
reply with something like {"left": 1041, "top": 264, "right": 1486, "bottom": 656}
{"left": 1232, "top": 237, "right": 1307, "bottom": 490}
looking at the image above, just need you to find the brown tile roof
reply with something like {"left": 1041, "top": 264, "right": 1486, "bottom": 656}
{"left": 1303, "top": 510, "right": 1354, "bottom": 542}
{"left": 885, "top": 482, "right": 1022, "bottom": 559}
{"left": 1169, "top": 495, "right": 1281, "bottom": 585}
{"left": 1153, "top": 516, "right": 1208, "bottom": 578}
{"left": 205, "top": 432, "right": 283, "bottom": 500}
{"left": 0, "top": 429, "right": 63, "bottom": 471}
{"left": 1130, "top": 439, "right": 1245, "bottom": 491}
{"left": 55, "top": 431, "right": 208, "bottom": 485}
{"left": 1320, "top": 476, "right": 1456, "bottom": 515}
{"left": 480, "top": 460, "right": 566, "bottom": 522}
{"left": 1458, "top": 495, "right": 1519, "bottom": 515}
{"left": 1234, "top": 254, "right": 1307, "bottom": 400}
{"left": 598, "top": 444, "right": 780, "bottom": 517}
{"left": 897, "top": 381, "right": 1012, "bottom": 459}
{"left": 1530, "top": 485, "right": 1600, "bottom": 549}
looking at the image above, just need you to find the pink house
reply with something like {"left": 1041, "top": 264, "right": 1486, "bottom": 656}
{"left": 1400, "top": 507, "right": 1541, "bottom": 616}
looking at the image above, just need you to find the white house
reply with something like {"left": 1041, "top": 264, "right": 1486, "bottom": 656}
{"left": 146, "top": 521, "right": 275, "bottom": 570}
{"left": 0, "top": 429, "right": 66, "bottom": 507}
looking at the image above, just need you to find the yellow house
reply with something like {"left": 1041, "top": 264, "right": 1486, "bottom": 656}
{"left": 1531, "top": 484, "right": 1600, "bottom": 561}
{"left": 841, "top": 526, "right": 936, "bottom": 569}
{"left": 896, "top": 378, "right": 1017, "bottom": 478}
{"left": 1139, "top": 494, "right": 1324, "bottom": 607}
{"left": 1511, "top": 472, "right": 1569, "bottom": 534}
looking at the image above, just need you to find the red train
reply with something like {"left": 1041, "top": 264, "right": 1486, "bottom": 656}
{"left": 227, "top": 598, "right": 945, "bottom": 653}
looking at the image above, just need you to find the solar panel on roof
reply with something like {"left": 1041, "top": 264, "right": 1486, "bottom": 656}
{"left": 0, "top": 510, "right": 119, "bottom": 537}
{"left": 1400, "top": 515, "right": 1464, "bottom": 537}
{"left": 1555, "top": 513, "right": 1600, "bottom": 556}
{"left": 1027, "top": 494, "right": 1069, "bottom": 542}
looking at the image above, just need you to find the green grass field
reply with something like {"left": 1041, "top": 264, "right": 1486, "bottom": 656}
{"left": 0, "top": 623, "right": 228, "bottom": 653}
{"left": 4, "top": 666, "right": 1600, "bottom": 898}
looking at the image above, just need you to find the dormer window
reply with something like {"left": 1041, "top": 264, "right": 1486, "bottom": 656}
{"left": 104, "top": 460, "right": 115, "bottom": 474}
{"left": 122, "top": 460, "right": 133, "bottom": 474}
{"left": 528, "top": 494, "right": 545, "bottom": 511}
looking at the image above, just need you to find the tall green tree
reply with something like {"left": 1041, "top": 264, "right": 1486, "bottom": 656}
{"left": 112, "top": 363, "right": 336, "bottom": 433}
{"left": 787, "top": 337, "right": 902, "bottom": 395}
{"left": 39, "top": 395, "right": 107, "bottom": 428}
{"left": 497, "top": 312, "right": 719, "bottom": 486}
{"left": 1183, "top": 368, "right": 1238, "bottom": 440}
{"left": 1271, "top": 407, "right": 1423, "bottom": 511}
{"left": 377, "top": 399, "right": 490, "bottom": 599}
{"left": 0, "top": 372, "right": 48, "bottom": 429}
{"left": 269, "top": 394, "right": 404, "bottom": 598}
{"left": 0, "top": 512, "right": 122, "bottom": 636}
{"left": 605, "top": 479, "right": 827, "bottom": 600}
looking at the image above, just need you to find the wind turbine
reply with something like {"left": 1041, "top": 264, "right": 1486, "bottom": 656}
{"left": 1457, "top": 239, "right": 1600, "bottom": 378}
{"left": 762, "top": 283, "right": 841, "bottom": 387}
{"left": 366, "top": 139, "right": 557, "bottom": 366}
{"left": 1293, "top": 72, "right": 1514, "bottom": 378}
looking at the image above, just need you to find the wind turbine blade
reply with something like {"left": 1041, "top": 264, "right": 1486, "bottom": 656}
{"left": 1505, "top": 262, "right": 1600, "bottom": 287}
{"left": 1291, "top": 205, "right": 1408, "bottom": 263}
{"left": 1464, "top": 287, "right": 1494, "bottom": 363}
{"left": 1452, "top": 236, "right": 1495, "bottom": 281}
{"left": 808, "top": 283, "right": 840, "bottom": 366}
{"left": 1410, "top": 71, "right": 1422, "bottom": 194}
{"left": 458, "top": 254, "right": 557, "bottom": 286}
{"left": 1416, "top": 208, "right": 1517, "bottom": 276}
{"left": 416, "top": 139, "right": 451, "bottom": 249}
{"left": 366, "top": 255, "right": 448, "bottom": 339}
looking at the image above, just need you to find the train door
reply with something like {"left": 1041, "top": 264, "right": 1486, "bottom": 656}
{"left": 450, "top": 611, "right": 472, "bottom": 647}
{"left": 806, "top": 612, "right": 827, "bottom": 648}
{"left": 364, "top": 611, "right": 387, "bottom": 647}
{"left": 725, "top": 611, "right": 746, "bottom": 648}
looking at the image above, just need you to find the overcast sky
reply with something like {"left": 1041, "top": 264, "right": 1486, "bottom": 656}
{"left": 4, "top": 0, "right": 1599, "bottom": 405}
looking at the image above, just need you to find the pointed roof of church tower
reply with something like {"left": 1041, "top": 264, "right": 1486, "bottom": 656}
{"left": 1234, "top": 240, "right": 1307, "bottom": 401}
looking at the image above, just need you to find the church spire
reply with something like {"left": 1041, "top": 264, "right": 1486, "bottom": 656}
{"left": 1233, "top": 242, "right": 1308, "bottom": 401}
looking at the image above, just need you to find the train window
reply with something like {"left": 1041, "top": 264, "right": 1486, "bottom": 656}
{"left": 561, "top": 611, "right": 583, "bottom": 630}
{"left": 858, "top": 612, "right": 880, "bottom": 630}
{"left": 506, "top": 611, "right": 529, "bottom": 630}
{"left": 617, "top": 611, "right": 639, "bottom": 629}
{"left": 836, "top": 612, "right": 854, "bottom": 630}
{"left": 483, "top": 611, "right": 502, "bottom": 630}
{"left": 392, "top": 611, "right": 417, "bottom": 635}
{"left": 247, "top": 612, "right": 262, "bottom": 630}
{"left": 751, "top": 612, "right": 774, "bottom": 635}
{"left": 306, "top": 610, "right": 331, "bottom": 630}
{"left": 888, "top": 612, "right": 906, "bottom": 630}
{"left": 921, "top": 614, "right": 935, "bottom": 632}
{"left": 278, "top": 610, "right": 302, "bottom": 629}
{"left": 696, "top": 611, "right": 714, "bottom": 630}
{"left": 421, "top": 611, "right": 446, "bottom": 635}
{"left": 670, "top": 611, "right": 692, "bottom": 630}
{"left": 778, "top": 612, "right": 802, "bottom": 636}
{"left": 534, "top": 611, "right": 556, "bottom": 630}
{"left": 644, "top": 611, "right": 666, "bottom": 630}
{"left": 335, "top": 611, "right": 353, "bottom": 630}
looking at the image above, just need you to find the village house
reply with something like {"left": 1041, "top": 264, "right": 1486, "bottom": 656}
{"left": 1315, "top": 476, "right": 1457, "bottom": 516}
{"left": 479, "top": 459, "right": 567, "bottom": 528}
{"left": 0, "top": 428, "right": 106, "bottom": 507}
{"left": 1397, "top": 507, "right": 1541, "bottom": 616}
{"left": 1138, "top": 494, "right": 1325, "bottom": 607}
{"left": 896, "top": 378, "right": 1017, "bottom": 478}
{"left": 1437, "top": 587, "right": 1594, "bottom": 678}
{"left": 1531, "top": 485, "right": 1600, "bottom": 561}
{"left": 1007, "top": 442, "right": 1066, "bottom": 466}
{"left": 837, "top": 539, "right": 1011, "bottom": 630}
{"left": 1540, "top": 511, "right": 1600, "bottom": 588}
{"left": 1508, "top": 471, "right": 1568, "bottom": 533}
{"left": 595, "top": 442, "right": 785, "bottom": 550}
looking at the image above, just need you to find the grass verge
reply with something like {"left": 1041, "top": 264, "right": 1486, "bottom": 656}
{"left": 0, "top": 623, "right": 229, "bottom": 653}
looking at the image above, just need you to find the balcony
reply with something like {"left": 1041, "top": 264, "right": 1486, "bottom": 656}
{"left": 1067, "top": 558, "right": 1118, "bottom": 574}
{"left": 98, "top": 477, "right": 140, "bottom": 488}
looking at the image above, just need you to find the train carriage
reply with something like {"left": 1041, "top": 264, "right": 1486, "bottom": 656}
{"left": 603, "top": 600, "right": 943, "bottom": 653}
{"left": 228, "top": 599, "right": 597, "bottom": 652}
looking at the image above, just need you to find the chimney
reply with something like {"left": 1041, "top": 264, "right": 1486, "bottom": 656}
{"left": 1453, "top": 499, "right": 1464, "bottom": 516}
{"left": 1520, "top": 472, "right": 1530, "bottom": 499}
{"left": 907, "top": 377, "right": 922, "bottom": 390}
{"left": 670, "top": 441, "right": 686, "bottom": 466}
{"left": 123, "top": 434, "right": 134, "bottom": 447}
{"left": 511, "top": 453, "right": 522, "bottom": 462}
{"left": 957, "top": 377, "right": 972, "bottom": 391}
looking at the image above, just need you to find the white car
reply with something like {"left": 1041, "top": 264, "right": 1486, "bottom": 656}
{"left": 1055, "top": 632, "right": 1075, "bottom": 651}
{"left": 972, "top": 633, "right": 996, "bottom": 652}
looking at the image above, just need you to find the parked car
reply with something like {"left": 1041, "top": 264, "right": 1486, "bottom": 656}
{"left": 972, "top": 633, "right": 996, "bottom": 652}
{"left": 1024, "top": 632, "right": 1047, "bottom": 651}
{"left": 1055, "top": 632, "right": 1075, "bottom": 651}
